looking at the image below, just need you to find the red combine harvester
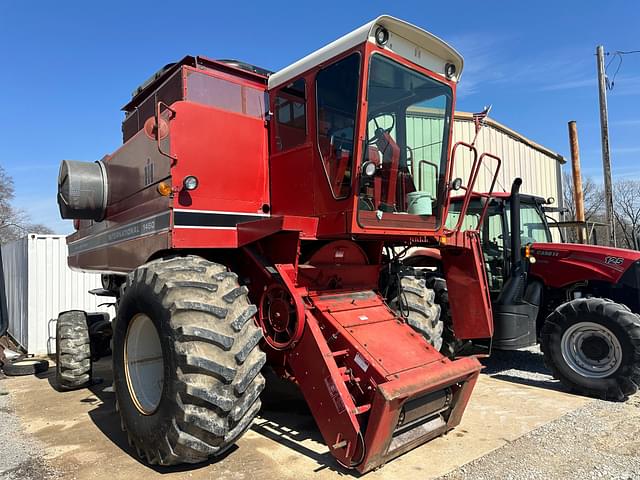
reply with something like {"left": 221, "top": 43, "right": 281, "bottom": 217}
{"left": 56, "top": 16, "right": 500, "bottom": 471}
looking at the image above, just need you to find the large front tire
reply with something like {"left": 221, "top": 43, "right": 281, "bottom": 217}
{"left": 540, "top": 298, "right": 640, "bottom": 401}
{"left": 114, "top": 256, "right": 266, "bottom": 465}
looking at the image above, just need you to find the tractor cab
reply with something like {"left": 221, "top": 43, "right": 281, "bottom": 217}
{"left": 447, "top": 191, "right": 552, "bottom": 294}
{"left": 444, "top": 182, "right": 553, "bottom": 349}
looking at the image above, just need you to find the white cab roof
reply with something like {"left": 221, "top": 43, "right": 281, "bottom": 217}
{"left": 268, "top": 15, "right": 464, "bottom": 90}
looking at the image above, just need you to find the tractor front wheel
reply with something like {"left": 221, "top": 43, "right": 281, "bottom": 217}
{"left": 540, "top": 297, "right": 640, "bottom": 400}
{"left": 113, "top": 255, "right": 266, "bottom": 465}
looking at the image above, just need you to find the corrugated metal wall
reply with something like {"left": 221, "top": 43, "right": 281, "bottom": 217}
{"left": 449, "top": 117, "right": 561, "bottom": 207}
{"left": 405, "top": 111, "right": 563, "bottom": 240}
{"left": 1, "top": 235, "right": 115, "bottom": 355}
{"left": 2, "top": 239, "right": 28, "bottom": 348}
{"left": 405, "top": 112, "right": 562, "bottom": 205}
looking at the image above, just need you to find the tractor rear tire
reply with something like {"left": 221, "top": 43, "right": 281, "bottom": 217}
{"left": 540, "top": 297, "right": 640, "bottom": 401}
{"left": 391, "top": 275, "right": 443, "bottom": 350}
{"left": 113, "top": 255, "right": 266, "bottom": 465}
{"left": 56, "top": 310, "right": 92, "bottom": 390}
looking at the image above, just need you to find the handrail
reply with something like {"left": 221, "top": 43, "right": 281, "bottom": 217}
{"left": 418, "top": 159, "right": 438, "bottom": 195}
{"left": 155, "top": 101, "right": 178, "bottom": 165}
{"left": 446, "top": 140, "right": 502, "bottom": 234}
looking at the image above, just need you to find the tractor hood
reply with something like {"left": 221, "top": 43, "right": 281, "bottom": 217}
{"left": 529, "top": 242, "right": 640, "bottom": 288}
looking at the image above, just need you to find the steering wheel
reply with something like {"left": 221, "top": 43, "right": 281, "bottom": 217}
{"left": 367, "top": 115, "right": 395, "bottom": 144}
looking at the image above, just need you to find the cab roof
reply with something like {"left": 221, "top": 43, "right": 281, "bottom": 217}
{"left": 268, "top": 15, "right": 464, "bottom": 90}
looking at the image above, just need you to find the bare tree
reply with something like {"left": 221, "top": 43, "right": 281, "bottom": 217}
{"left": 561, "top": 171, "right": 605, "bottom": 243}
{"left": 0, "top": 165, "right": 54, "bottom": 244}
{"left": 613, "top": 179, "right": 640, "bottom": 250}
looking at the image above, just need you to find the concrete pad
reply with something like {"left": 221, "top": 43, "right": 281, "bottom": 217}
{"left": 4, "top": 359, "right": 591, "bottom": 479}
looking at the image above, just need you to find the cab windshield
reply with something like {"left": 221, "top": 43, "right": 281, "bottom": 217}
{"left": 358, "top": 54, "right": 453, "bottom": 229}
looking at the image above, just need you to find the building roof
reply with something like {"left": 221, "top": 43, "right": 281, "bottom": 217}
{"left": 455, "top": 111, "right": 566, "bottom": 164}
{"left": 268, "top": 15, "right": 464, "bottom": 90}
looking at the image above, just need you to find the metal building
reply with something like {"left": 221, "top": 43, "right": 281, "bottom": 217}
{"left": 450, "top": 112, "right": 565, "bottom": 205}
{"left": 404, "top": 109, "right": 565, "bottom": 205}
{"left": 1, "top": 235, "right": 114, "bottom": 355}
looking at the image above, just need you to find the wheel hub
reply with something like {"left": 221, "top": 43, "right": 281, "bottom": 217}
{"left": 259, "top": 284, "right": 302, "bottom": 350}
{"left": 124, "top": 313, "right": 165, "bottom": 415}
{"left": 269, "top": 298, "right": 291, "bottom": 332}
{"left": 561, "top": 322, "right": 622, "bottom": 379}
{"left": 581, "top": 336, "right": 610, "bottom": 362}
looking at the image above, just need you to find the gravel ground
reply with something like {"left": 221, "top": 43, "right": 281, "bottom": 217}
{"left": 439, "top": 346, "right": 640, "bottom": 480}
{"left": 1, "top": 347, "right": 638, "bottom": 479}
{"left": 482, "top": 345, "right": 562, "bottom": 387}
{"left": 0, "top": 377, "right": 57, "bottom": 480}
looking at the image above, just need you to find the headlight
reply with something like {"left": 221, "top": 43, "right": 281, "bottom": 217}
{"left": 183, "top": 175, "right": 199, "bottom": 191}
{"left": 362, "top": 161, "right": 377, "bottom": 177}
{"left": 374, "top": 27, "right": 389, "bottom": 46}
{"left": 445, "top": 63, "right": 457, "bottom": 79}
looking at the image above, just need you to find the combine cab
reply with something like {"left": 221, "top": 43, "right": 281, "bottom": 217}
{"left": 56, "top": 16, "right": 500, "bottom": 471}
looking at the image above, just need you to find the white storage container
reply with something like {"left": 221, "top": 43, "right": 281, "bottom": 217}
{"left": 1, "top": 234, "right": 115, "bottom": 355}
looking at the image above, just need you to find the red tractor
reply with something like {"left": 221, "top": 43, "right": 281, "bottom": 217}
{"left": 406, "top": 178, "right": 640, "bottom": 400}
{"left": 55, "top": 16, "right": 501, "bottom": 472}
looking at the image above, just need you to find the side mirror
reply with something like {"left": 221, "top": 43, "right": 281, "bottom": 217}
{"left": 451, "top": 178, "right": 463, "bottom": 191}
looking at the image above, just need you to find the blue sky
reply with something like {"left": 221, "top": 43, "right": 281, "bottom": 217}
{"left": 1, "top": 1, "right": 639, "bottom": 233}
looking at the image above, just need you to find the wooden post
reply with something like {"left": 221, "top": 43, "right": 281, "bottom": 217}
{"left": 568, "top": 121, "right": 586, "bottom": 243}
{"left": 596, "top": 45, "right": 616, "bottom": 246}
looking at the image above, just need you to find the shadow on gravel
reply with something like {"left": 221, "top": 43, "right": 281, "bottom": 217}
{"left": 250, "top": 369, "right": 352, "bottom": 475}
{"left": 81, "top": 358, "right": 240, "bottom": 474}
{"left": 489, "top": 373, "right": 566, "bottom": 392}
{"left": 44, "top": 358, "right": 349, "bottom": 475}
{"left": 480, "top": 348, "right": 549, "bottom": 375}
{"left": 479, "top": 348, "right": 569, "bottom": 393}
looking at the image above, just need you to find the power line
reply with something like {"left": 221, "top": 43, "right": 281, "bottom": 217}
{"left": 605, "top": 49, "right": 640, "bottom": 91}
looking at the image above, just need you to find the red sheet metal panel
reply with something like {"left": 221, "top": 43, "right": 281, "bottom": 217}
{"left": 442, "top": 231, "right": 494, "bottom": 339}
{"left": 287, "top": 288, "right": 483, "bottom": 472}
{"left": 170, "top": 100, "right": 269, "bottom": 215}
{"left": 286, "top": 312, "right": 364, "bottom": 467}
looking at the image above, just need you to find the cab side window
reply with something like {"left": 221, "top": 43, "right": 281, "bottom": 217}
{"left": 274, "top": 78, "right": 307, "bottom": 151}
{"left": 316, "top": 53, "right": 360, "bottom": 198}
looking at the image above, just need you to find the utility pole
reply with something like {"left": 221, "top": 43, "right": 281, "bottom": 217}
{"left": 568, "top": 121, "right": 586, "bottom": 243}
{"left": 596, "top": 45, "right": 616, "bottom": 246}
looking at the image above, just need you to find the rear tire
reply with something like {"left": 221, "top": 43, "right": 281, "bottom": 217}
{"left": 390, "top": 275, "right": 443, "bottom": 350}
{"left": 540, "top": 298, "right": 640, "bottom": 401}
{"left": 114, "top": 255, "right": 266, "bottom": 465}
{"left": 56, "top": 310, "right": 92, "bottom": 390}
